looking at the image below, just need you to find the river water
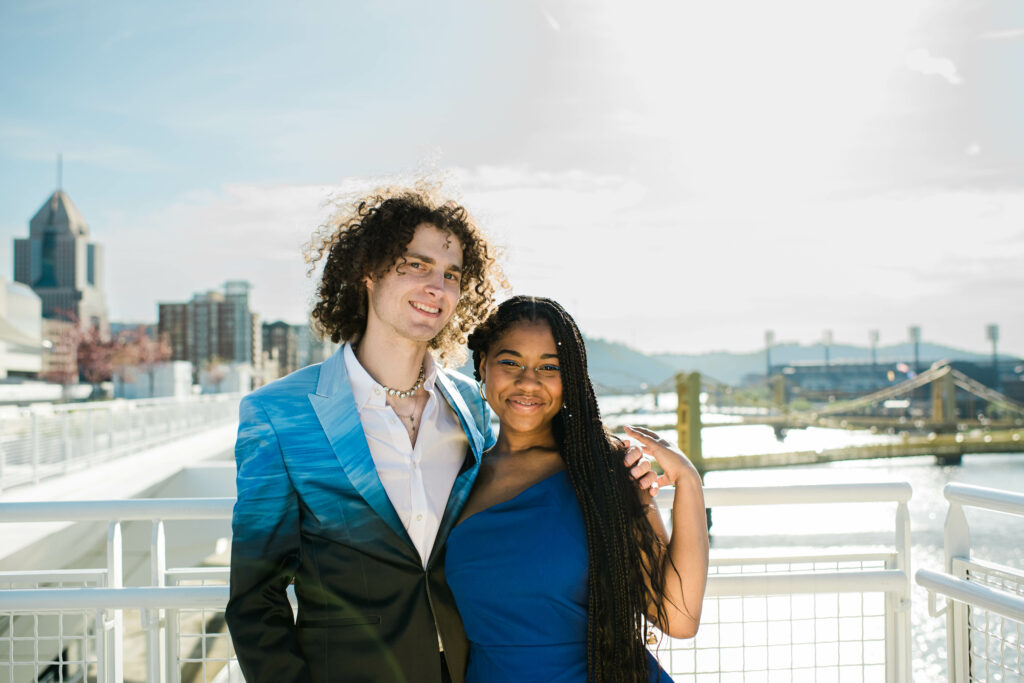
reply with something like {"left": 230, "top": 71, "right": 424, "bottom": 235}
{"left": 598, "top": 393, "right": 1024, "bottom": 681}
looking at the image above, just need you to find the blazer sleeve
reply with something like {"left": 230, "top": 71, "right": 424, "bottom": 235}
{"left": 225, "top": 395, "right": 311, "bottom": 683}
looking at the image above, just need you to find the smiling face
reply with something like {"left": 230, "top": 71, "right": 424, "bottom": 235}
{"left": 480, "top": 319, "right": 563, "bottom": 441}
{"left": 364, "top": 222, "right": 464, "bottom": 346}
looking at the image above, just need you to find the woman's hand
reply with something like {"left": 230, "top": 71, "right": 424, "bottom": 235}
{"left": 624, "top": 443, "right": 660, "bottom": 494}
{"left": 623, "top": 425, "right": 700, "bottom": 490}
{"left": 625, "top": 425, "right": 708, "bottom": 639}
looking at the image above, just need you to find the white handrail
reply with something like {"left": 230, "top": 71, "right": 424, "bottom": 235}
{"left": 711, "top": 551, "right": 895, "bottom": 566}
{"left": 22, "top": 393, "right": 244, "bottom": 415}
{"left": 943, "top": 483, "right": 1024, "bottom": 517}
{"left": 0, "top": 568, "right": 107, "bottom": 582}
{"left": 0, "top": 571, "right": 908, "bottom": 611}
{"left": 0, "top": 585, "right": 228, "bottom": 610}
{"left": 708, "top": 569, "right": 908, "bottom": 597}
{"left": 0, "top": 498, "right": 234, "bottom": 522}
{"left": 653, "top": 482, "right": 911, "bottom": 507}
{"left": 916, "top": 568, "right": 1024, "bottom": 623}
{"left": 2, "top": 482, "right": 913, "bottom": 523}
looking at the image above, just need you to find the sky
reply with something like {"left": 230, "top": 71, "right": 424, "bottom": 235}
{"left": 1, "top": 0, "right": 1022, "bottom": 356}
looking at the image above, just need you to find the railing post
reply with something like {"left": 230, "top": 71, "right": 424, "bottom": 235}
{"left": 86, "top": 410, "right": 95, "bottom": 460}
{"left": 945, "top": 501, "right": 971, "bottom": 683}
{"left": 62, "top": 410, "right": 72, "bottom": 473}
{"left": 166, "top": 606, "right": 181, "bottom": 683}
{"left": 141, "top": 403, "right": 149, "bottom": 446}
{"left": 107, "top": 408, "right": 114, "bottom": 452}
{"left": 887, "top": 500, "right": 912, "bottom": 683}
{"left": 126, "top": 403, "right": 134, "bottom": 450}
{"left": 106, "top": 521, "right": 125, "bottom": 683}
{"left": 944, "top": 501, "right": 970, "bottom": 571}
{"left": 30, "top": 410, "right": 40, "bottom": 485}
{"left": 95, "top": 608, "right": 108, "bottom": 683}
{"left": 147, "top": 519, "right": 168, "bottom": 683}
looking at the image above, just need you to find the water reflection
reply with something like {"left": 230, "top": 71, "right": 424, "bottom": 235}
{"left": 600, "top": 393, "right": 1023, "bottom": 680}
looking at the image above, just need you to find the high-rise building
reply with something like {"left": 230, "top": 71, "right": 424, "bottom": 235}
{"left": 261, "top": 321, "right": 338, "bottom": 380}
{"left": 262, "top": 321, "right": 300, "bottom": 378}
{"left": 14, "top": 190, "right": 108, "bottom": 334}
{"left": 158, "top": 281, "right": 257, "bottom": 375}
{"left": 298, "top": 324, "right": 337, "bottom": 366}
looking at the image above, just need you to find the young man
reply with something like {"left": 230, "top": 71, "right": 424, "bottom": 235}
{"left": 226, "top": 188, "right": 503, "bottom": 683}
{"left": 226, "top": 186, "right": 658, "bottom": 683}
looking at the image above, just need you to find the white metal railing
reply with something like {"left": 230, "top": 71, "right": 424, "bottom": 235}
{"left": 915, "top": 483, "right": 1024, "bottom": 683}
{"left": 655, "top": 482, "right": 913, "bottom": 683}
{"left": 1, "top": 482, "right": 913, "bottom": 683}
{"left": 0, "top": 394, "right": 241, "bottom": 494}
{"left": 0, "top": 498, "right": 235, "bottom": 683}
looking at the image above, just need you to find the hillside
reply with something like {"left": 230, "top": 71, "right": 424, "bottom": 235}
{"left": 458, "top": 337, "right": 1017, "bottom": 394}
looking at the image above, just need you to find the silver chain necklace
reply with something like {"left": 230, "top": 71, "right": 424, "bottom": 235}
{"left": 382, "top": 365, "right": 425, "bottom": 399}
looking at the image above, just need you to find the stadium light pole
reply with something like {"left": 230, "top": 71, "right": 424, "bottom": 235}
{"left": 986, "top": 324, "right": 1000, "bottom": 391}
{"left": 908, "top": 326, "right": 921, "bottom": 374}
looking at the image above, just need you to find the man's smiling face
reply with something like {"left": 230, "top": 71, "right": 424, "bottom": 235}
{"left": 364, "top": 222, "right": 464, "bottom": 345}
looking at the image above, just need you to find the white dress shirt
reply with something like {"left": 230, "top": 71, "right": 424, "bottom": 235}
{"left": 344, "top": 343, "right": 468, "bottom": 567}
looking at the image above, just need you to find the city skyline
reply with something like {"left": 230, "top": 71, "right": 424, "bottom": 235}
{"left": 2, "top": 1, "right": 1023, "bottom": 355}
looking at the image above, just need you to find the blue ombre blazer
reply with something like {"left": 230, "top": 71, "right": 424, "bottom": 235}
{"left": 226, "top": 345, "right": 494, "bottom": 683}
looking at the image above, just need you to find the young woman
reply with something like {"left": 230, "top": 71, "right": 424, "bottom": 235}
{"left": 445, "top": 296, "right": 710, "bottom": 683}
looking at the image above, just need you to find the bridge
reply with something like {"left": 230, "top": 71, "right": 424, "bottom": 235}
{"left": 672, "top": 362, "right": 1024, "bottom": 474}
{"left": 738, "top": 361, "right": 1024, "bottom": 430}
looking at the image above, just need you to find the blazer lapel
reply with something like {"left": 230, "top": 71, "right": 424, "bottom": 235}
{"left": 429, "top": 370, "right": 486, "bottom": 566}
{"left": 308, "top": 345, "right": 413, "bottom": 549}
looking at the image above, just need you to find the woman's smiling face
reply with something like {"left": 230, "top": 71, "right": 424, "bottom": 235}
{"left": 480, "top": 319, "right": 563, "bottom": 439}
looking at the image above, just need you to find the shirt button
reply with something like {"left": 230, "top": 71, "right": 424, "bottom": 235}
{"left": 374, "top": 387, "right": 382, "bottom": 395}
{"left": 416, "top": 514, "right": 424, "bottom": 521}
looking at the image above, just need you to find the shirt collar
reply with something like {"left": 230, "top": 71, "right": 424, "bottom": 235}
{"left": 343, "top": 342, "right": 439, "bottom": 410}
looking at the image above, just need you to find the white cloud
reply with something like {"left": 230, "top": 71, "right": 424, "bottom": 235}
{"left": 104, "top": 182, "right": 342, "bottom": 325}
{"left": 101, "top": 169, "right": 1024, "bottom": 357}
{"left": 905, "top": 48, "right": 963, "bottom": 85}
{"left": 980, "top": 28, "right": 1024, "bottom": 41}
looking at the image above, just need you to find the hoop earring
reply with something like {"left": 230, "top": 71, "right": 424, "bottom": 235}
{"left": 479, "top": 381, "right": 486, "bottom": 401}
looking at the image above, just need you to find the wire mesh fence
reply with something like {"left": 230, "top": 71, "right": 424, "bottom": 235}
{"left": 0, "top": 484, "right": 914, "bottom": 682}
{"left": 658, "top": 557, "right": 893, "bottom": 683}
{"left": 963, "top": 560, "right": 1024, "bottom": 683}
{"left": 166, "top": 570, "right": 236, "bottom": 683}
{"left": 0, "top": 571, "right": 106, "bottom": 683}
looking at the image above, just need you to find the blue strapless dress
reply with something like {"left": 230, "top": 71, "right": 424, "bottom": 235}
{"left": 445, "top": 470, "right": 673, "bottom": 682}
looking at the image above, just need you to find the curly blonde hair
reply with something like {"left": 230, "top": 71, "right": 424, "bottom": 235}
{"left": 305, "top": 185, "right": 505, "bottom": 364}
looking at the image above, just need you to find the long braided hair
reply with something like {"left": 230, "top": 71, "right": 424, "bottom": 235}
{"left": 467, "top": 296, "right": 670, "bottom": 682}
